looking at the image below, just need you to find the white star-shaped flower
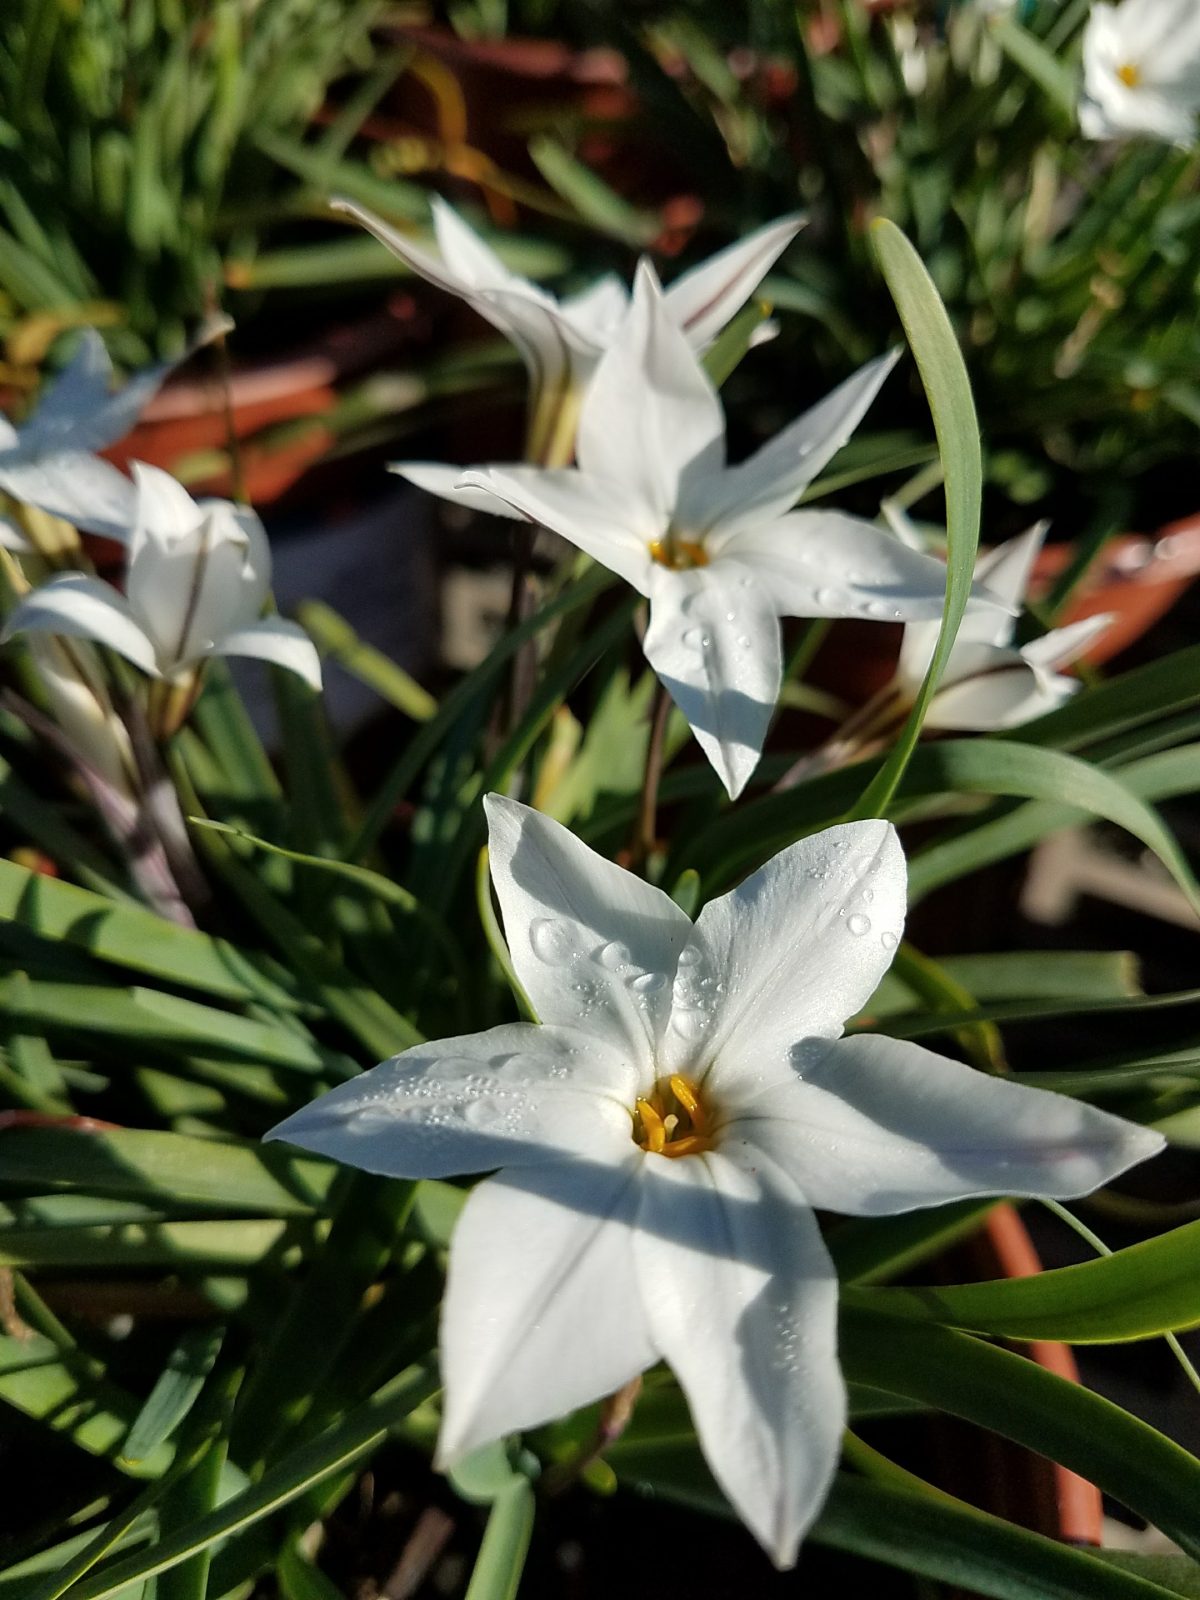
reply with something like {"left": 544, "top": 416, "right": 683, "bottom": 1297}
{"left": 334, "top": 196, "right": 800, "bottom": 461}
{"left": 412, "top": 262, "right": 975, "bottom": 797}
{"left": 0, "top": 320, "right": 229, "bottom": 540}
{"left": 267, "top": 796, "right": 1161, "bottom": 1568}
{"left": 1080, "top": 0, "right": 1200, "bottom": 143}
{"left": 892, "top": 516, "right": 1112, "bottom": 730}
{"left": 3, "top": 463, "right": 320, "bottom": 691}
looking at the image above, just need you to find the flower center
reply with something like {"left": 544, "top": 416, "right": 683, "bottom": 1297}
{"left": 649, "top": 533, "right": 709, "bottom": 570}
{"left": 1116, "top": 61, "right": 1142, "bottom": 87}
{"left": 633, "top": 1074, "right": 714, "bottom": 1158}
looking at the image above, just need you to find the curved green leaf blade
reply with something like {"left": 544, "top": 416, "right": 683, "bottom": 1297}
{"left": 850, "top": 219, "right": 982, "bottom": 820}
{"left": 845, "top": 1218, "right": 1200, "bottom": 1343}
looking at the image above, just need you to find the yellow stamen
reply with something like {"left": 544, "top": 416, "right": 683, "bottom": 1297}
{"left": 649, "top": 536, "right": 709, "bottom": 570}
{"left": 635, "top": 1097, "right": 667, "bottom": 1154}
{"left": 1116, "top": 62, "right": 1142, "bottom": 87}
{"left": 668, "top": 1073, "right": 707, "bottom": 1132}
{"left": 632, "top": 1075, "right": 714, "bottom": 1158}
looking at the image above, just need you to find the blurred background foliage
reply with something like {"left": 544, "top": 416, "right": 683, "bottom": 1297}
{"left": 3, "top": 0, "right": 1200, "bottom": 541}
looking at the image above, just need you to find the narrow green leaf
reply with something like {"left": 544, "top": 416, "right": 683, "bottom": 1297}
{"left": 0, "top": 1128, "right": 334, "bottom": 1215}
{"left": 463, "top": 1477, "right": 535, "bottom": 1600}
{"left": 840, "top": 1308, "right": 1200, "bottom": 1561}
{"left": 0, "top": 858, "right": 299, "bottom": 1007}
{"left": 845, "top": 1217, "right": 1200, "bottom": 1343}
{"left": 297, "top": 601, "right": 437, "bottom": 722}
{"left": 851, "top": 220, "right": 982, "bottom": 818}
{"left": 813, "top": 1475, "right": 1182, "bottom": 1600}
{"left": 62, "top": 1363, "right": 439, "bottom": 1600}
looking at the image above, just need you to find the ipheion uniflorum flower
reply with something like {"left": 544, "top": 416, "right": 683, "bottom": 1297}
{"left": 268, "top": 796, "right": 1162, "bottom": 1568}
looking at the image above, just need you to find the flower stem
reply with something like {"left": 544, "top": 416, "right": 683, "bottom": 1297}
{"left": 631, "top": 683, "right": 673, "bottom": 874}
{"left": 541, "top": 1376, "right": 643, "bottom": 1496}
{"left": 773, "top": 683, "right": 909, "bottom": 792}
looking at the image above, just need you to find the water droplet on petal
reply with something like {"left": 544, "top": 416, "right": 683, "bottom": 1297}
{"left": 629, "top": 969, "right": 667, "bottom": 994}
{"left": 682, "top": 627, "right": 708, "bottom": 648}
{"left": 596, "top": 940, "right": 631, "bottom": 970}
{"left": 530, "top": 917, "right": 573, "bottom": 964}
{"left": 739, "top": 575, "right": 754, "bottom": 588}
{"left": 671, "top": 1007, "right": 707, "bottom": 1041}
{"left": 847, "top": 913, "right": 871, "bottom": 937}
{"left": 737, "top": 635, "right": 752, "bottom": 648}
{"left": 880, "top": 930, "right": 898, "bottom": 951}
{"left": 816, "top": 586, "right": 840, "bottom": 608}
{"left": 677, "top": 946, "right": 702, "bottom": 968}
{"left": 725, "top": 610, "right": 737, "bottom": 623}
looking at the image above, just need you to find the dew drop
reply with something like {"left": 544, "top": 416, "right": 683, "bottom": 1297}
{"left": 880, "top": 930, "right": 898, "bottom": 951}
{"left": 725, "top": 610, "right": 737, "bottom": 623}
{"left": 682, "top": 627, "right": 707, "bottom": 648}
{"left": 815, "top": 586, "right": 840, "bottom": 608}
{"left": 629, "top": 970, "right": 667, "bottom": 994}
{"left": 739, "top": 575, "right": 755, "bottom": 588}
{"left": 737, "top": 635, "right": 752, "bottom": 648}
{"left": 677, "top": 946, "right": 702, "bottom": 968}
{"left": 529, "top": 917, "right": 573, "bottom": 965}
{"left": 847, "top": 913, "right": 871, "bottom": 937}
{"left": 864, "top": 599, "right": 892, "bottom": 619}
{"left": 596, "top": 940, "right": 631, "bottom": 970}
{"left": 671, "top": 1007, "right": 707, "bottom": 1041}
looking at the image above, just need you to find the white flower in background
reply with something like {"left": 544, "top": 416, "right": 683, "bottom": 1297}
{"left": 3, "top": 463, "right": 321, "bottom": 692}
{"left": 334, "top": 196, "right": 801, "bottom": 463}
{"left": 1080, "top": 0, "right": 1200, "bottom": 143}
{"left": 891, "top": 515, "right": 1111, "bottom": 730}
{"left": 425, "top": 263, "right": 977, "bottom": 798}
{"left": 0, "top": 320, "right": 229, "bottom": 540}
{"left": 268, "top": 797, "right": 1162, "bottom": 1568}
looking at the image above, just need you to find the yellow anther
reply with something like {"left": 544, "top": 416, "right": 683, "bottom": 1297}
{"left": 635, "top": 1097, "right": 667, "bottom": 1154}
{"left": 633, "top": 1075, "right": 714, "bottom": 1158}
{"left": 668, "top": 1073, "right": 707, "bottom": 1132}
{"left": 649, "top": 536, "right": 709, "bottom": 570}
{"left": 1116, "top": 62, "right": 1142, "bottom": 87}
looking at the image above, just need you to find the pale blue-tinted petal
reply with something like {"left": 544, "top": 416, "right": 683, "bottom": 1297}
{"left": 438, "top": 1154, "right": 655, "bottom": 1463}
{"left": 663, "top": 214, "right": 805, "bottom": 349}
{"left": 390, "top": 462, "right": 524, "bottom": 520}
{"left": 641, "top": 563, "right": 781, "bottom": 800}
{"left": 713, "top": 510, "right": 951, "bottom": 622}
{"left": 684, "top": 354, "right": 899, "bottom": 537}
{"left": 923, "top": 652, "right": 1065, "bottom": 731}
{"left": 3, "top": 573, "right": 159, "bottom": 675}
{"left": 577, "top": 260, "right": 725, "bottom": 520}
{"left": 1021, "top": 612, "right": 1113, "bottom": 672}
{"left": 0, "top": 451, "right": 136, "bottom": 541}
{"left": 266, "top": 1020, "right": 638, "bottom": 1178}
{"left": 458, "top": 466, "right": 656, "bottom": 593}
{"left": 633, "top": 1150, "right": 842, "bottom": 1568}
{"left": 730, "top": 1032, "right": 1165, "bottom": 1216}
{"left": 667, "top": 821, "right": 906, "bottom": 1089}
{"left": 214, "top": 616, "right": 322, "bottom": 690}
{"left": 484, "top": 794, "right": 691, "bottom": 1068}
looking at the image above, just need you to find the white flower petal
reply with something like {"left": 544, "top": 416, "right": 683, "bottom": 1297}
{"left": 642, "top": 564, "right": 781, "bottom": 800}
{"left": 438, "top": 1155, "right": 655, "bottom": 1463}
{"left": 560, "top": 273, "right": 629, "bottom": 344}
{"left": 215, "top": 616, "right": 322, "bottom": 690}
{"left": 633, "top": 1150, "right": 843, "bottom": 1568}
{"left": 0, "top": 451, "right": 136, "bottom": 541}
{"left": 390, "top": 462, "right": 524, "bottom": 520}
{"left": 577, "top": 260, "right": 725, "bottom": 520}
{"left": 688, "top": 354, "right": 899, "bottom": 537}
{"left": 266, "top": 1021, "right": 638, "bottom": 1178}
{"left": 971, "top": 523, "right": 1048, "bottom": 633}
{"left": 458, "top": 466, "right": 656, "bottom": 593}
{"left": 3, "top": 573, "right": 159, "bottom": 676}
{"left": 923, "top": 652, "right": 1068, "bottom": 731}
{"left": 18, "top": 330, "right": 117, "bottom": 453}
{"left": 485, "top": 795, "right": 692, "bottom": 1065}
{"left": 675, "top": 820, "right": 906, "bottom": 1089}
{"left": 714, "top": 510, "right": 951, "bottom": 623}
{"left": 1021, "top": 612, "right": 1113, "bottom": 672}
{"left": 331, "top": 197, "right": 485, "bottom": 298}
{"left": 664, "top": 214, "right": 805, "bottom": 350}
{"left": 430, "top": 198, "right": 521, "bottom": 292}
{"left": 731, "top": 1032, "right": 1165, "bottom": 1215}
{"left": 128, "top": 467, "right": 267, "bottom": 668}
